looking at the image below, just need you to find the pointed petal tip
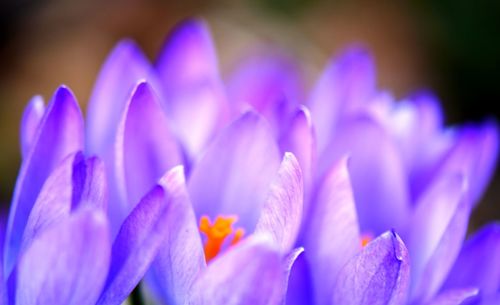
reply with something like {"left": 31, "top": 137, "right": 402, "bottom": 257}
{"left": 294, "top": 105, "right": 313, "bottom": 126}
{"left": 129, "top": 79, "right": 156, "bottom": 98}
{"left": 334, "top": 45, "right": 374, "bottom": 64}
{"left": 54, "top": 84, "right": 73, "bottom": 97}
{"left": 108, "top": 39, "right": 146, "bottom": 62}
{"left": 283, "top": 151, "right": 298, "bottom": 163}
{"left": 158, "top": 165, "right": 186, "bottom": 190}
{"left": 26, "top": 95, "right": 45, "bottom": 111}
{"left": 170, "top": 17, "right": 210, "bottom": 37}
{"left": 388, "top": 229, "right": 409, "bottom": 262}
{"left": 51, "top": 85, "right": 81, "bottom": 112}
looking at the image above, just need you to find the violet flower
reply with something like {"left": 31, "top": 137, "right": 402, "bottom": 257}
{"left": 3, "top": 17, "right": 498, "bottom": 305}
{"left": 1, "top": 88, "right": 190, "bottom": 305}
{"left": 229, "top": 40, "right": 499, "bottom": 304}
{"left": 99, "top": 18, "right": 497, "bottom": 305}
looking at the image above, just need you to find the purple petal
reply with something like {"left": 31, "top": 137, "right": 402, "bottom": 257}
{"left": 385, "top": 92, "right": 444, "bottom": 171}
{"left": 114, "top": 81, "right": 182, "bottom": 225}
{"left": 255, "top": 153, "right": 303, "bottom": 252}
{"left": 279, "top": 106, "right": 316, "bottom": 204}
{"left": 309, "top": 47, "right": 376, "bottom": 155}
{"left": 156, "top": 19, "right": 228, "bottom": 156}
{"left": 71, "top": 155, "right": 108, "bottom": 211}
{"left": 425, "top": 288, "right": 479, "bottom": 305}
{"left": 0, "top": 215, "right": 6, "bottom": 304}
{"left": 86, "top": 39, "right": 156, "bottom": 156}
{"left": 227, "top": 53, "right": 303, "bottom": 133}
{"left": 96, "top": 184, "right": 169, "bottom": 305}
{"left": 320, "top": 115, "right": 410, "bottom": 235}
{"left": 186, "top": 237, "right": 285, "bottom": 305}
{"left": 19, "top": 152, "right": 78, "bottom": 253}
{"left": 20, "top": 95, "right": 45, "bottom": 159}
{"left": 442, "top": 223, "right": 500, "bottom": 296}
{"left": 286, "top": 250, "right": 314, "bottom": 305}
{"left": 303, "top": 157, "right": 361, "bottom": 305}
{"left": 227, "top": 53, "right": 302, "bottom": 110}
{"left": 469, "top": 122, "right": 498, "bottom": 205}
{"left": 145, "top": 166, "right": 206, "bottom": 305}
{"left": 188, "top": 112, "right": 281, "bottom": 232}
{"left": 408, "top": 91, "right": 444, "bottom": 135}
{"left": 4, "top": 86, "right": 84, "bottom": 278}
{"left": 409, "top": 173, "right": 470, "bottom": 303}
{"left": 267, "top": 247, "right": 306, "bottom": 305}
{"left": 481, "top": 294, "right": 500, "bottom": 305}
{"left": 332, "top": 230, "right": 410, "bottom": 305}
{"left": 420, "top": 123, "right": 498, "bottom": 208}
{"left": 156, "top": 18, "right": 218, "bottom": 91}
{"left": 15, "top": 210, "right": 111, "bottom": 305}
{"left": 20, "top": 153, "right": 108, "bottom": 258}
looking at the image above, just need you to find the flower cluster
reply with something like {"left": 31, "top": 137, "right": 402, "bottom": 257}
{"left": 1, "top": 19, "right": 499, "bottom": 305}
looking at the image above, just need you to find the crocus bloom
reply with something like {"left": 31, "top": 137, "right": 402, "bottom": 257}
{"left": 1, "top": 88, "right": 192, "bottom": 305}
{"left": 4, "top": 17, "right": 499, "bottom": 305}
{"left": 228, "top": 34, "right": 499, "bottom": 304}
{"left": 87, "top": 19, "right": 496, "bottom": 304}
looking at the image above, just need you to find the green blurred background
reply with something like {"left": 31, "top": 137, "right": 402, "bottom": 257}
{"left": 1, "top": 0, "right": 499, "bottom": 230}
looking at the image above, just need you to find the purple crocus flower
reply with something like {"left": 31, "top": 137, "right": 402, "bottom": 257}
{"left": 4, "top": 16, "right": 498, "bottom": 305}
{"left": 1, "top": 87, "right": 191, "bottom": 305}
{"left": 97, "top": 18, "right": 497, "bottom": 305}
{"left": 228, "top": 42, "right": 499, "bottom": 304}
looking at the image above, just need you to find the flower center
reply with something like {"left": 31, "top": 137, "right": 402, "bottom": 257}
{"left": 361, "top": 233, "right": 373, "bottom": 247}
{"left": 199, "top": 215, "right": 245, "bottom": 262}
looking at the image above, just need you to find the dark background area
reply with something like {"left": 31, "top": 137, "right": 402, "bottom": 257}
{"left": 1, "top": 0, "right": 499, "bottom": 230}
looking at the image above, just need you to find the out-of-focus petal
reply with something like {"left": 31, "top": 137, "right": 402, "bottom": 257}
{"left": 255, "top": 153, "right": 303, "bottom": 252}
{"left": 20, "top": 95, "right": 45, "bottom": 159}
{"left": 309, "top": 47, "right": 376, "bottom": 155}
{"left": 385, "top": 92, "right": 444, "bottom": 171}
{"left": 114, "top": 81, "right": 182, "bottom": 225}
{"left": 303, "top": 157, "right": 361, "bottom": 305}
{"left": 419, "top": 123, "right": 498, "bottom": 207}
{"left": 86, "top": 40, "right": 156, "bottom": 156}
{"left": 286, "top": 250, "right": 314, "bottom": 305}
{"left": 332, "top": 230, "right": 410, "bottom": 305}
{"left": 186, "top": 237, "right": 285, "bottom": 305}
{"left": 15, "top": 210, "right": 110, "bottom": 305}
{"left": 320, "top": 115, "right": 410, "bottom": 235}
{"left": 156, "top": 19, "right": 228, "bottom": 156}
{"left": 227, "top": 53, "right": 302, "bottom": 111}
{"left": 279, "top": 106, "right": 316, "bottom": 204}
{"left": 156, "top": 18, "right": 218, "bottom": 91}
{"left": 409, "top": 173, "right": 470, "bottom": 303}
{"left": 442, "top": 223, "right": 500, "bottom": 297}
{"left": 4, "top": 86, "right": 84, "bottom": 278}
{"left": 480, "top": 294, "right": 500, "bottom": 305}
{"left": 468, "top": 122, "right": 498, "bottom": 204}
{"left": 227, "top": 53, "right": 303, "bottom": 134}
{"left": 96, "top": 184, "right": 169, "bottom": 305}
{"left": 424, "top": 288, "right": 479, "bottom": 305}
{"left": 188, "top": 112, "right": 281, "bottom": 232}
{"left": 0, "top": 215, "right": 6, "bottom": 305}
{"left": 146, "top": 166, "right": 206, "bottom": 305}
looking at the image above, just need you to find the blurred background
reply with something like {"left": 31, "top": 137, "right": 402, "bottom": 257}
{"left": 1, "top": 0, "right": 499, "bottom": 229}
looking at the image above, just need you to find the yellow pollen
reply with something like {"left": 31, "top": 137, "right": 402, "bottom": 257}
{"left": 199, "top": 215, "right": 245, "bottom": 262}
{"left": 361, "top": 233, "right": 373, "bottom": 247}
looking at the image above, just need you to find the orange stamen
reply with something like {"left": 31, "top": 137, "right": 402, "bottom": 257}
{"left": 199, "top": 215, "right": 245, "bottom": 262}
{"left": 361, "top": 233, "right": 373, "bottom": 247}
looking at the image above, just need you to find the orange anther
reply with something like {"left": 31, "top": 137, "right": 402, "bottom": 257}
{"left": 199, "top": 215, "right": 245, "bottom": 262}
{"left": 361, "top": 233, "right": 373, "bottom": 247}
